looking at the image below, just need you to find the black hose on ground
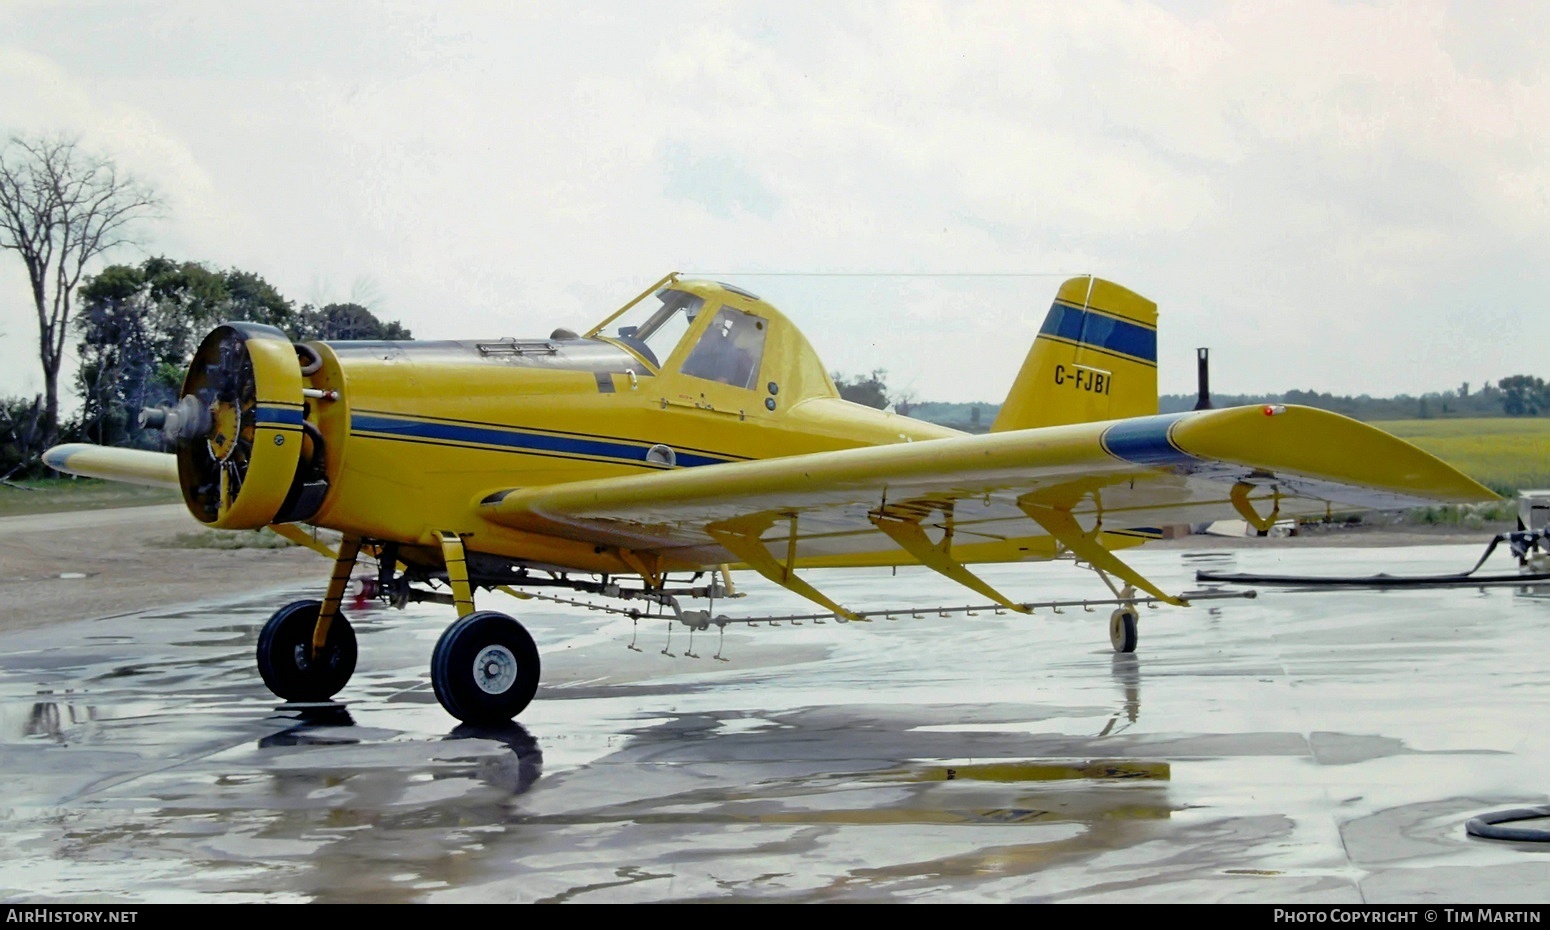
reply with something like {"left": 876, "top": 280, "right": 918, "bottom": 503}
{"left": 1466, "top": 806, "right": 1550, "bottom": 842}
{"left": 1197, "top": 528, "right": 1550, "bottom": 587}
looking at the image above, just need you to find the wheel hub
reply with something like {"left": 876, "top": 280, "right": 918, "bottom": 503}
{"left": 473, "top": 645, "right": 517, "bottom": 694}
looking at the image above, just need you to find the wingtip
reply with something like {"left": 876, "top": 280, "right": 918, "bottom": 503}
{"left": 41, "top": 444, "right": 77, "bottom": 473}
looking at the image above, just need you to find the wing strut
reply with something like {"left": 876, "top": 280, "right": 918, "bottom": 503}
{"left": 267, "top": 523, "right": 339, "bottom": 559}
{"left": 868, "top": 511, "right": 1030, "bottom": 613}
{"left": 1017, "top": 500, "right": 1187, "bottom": 606}
{"left": 617, "top": 548, "right": 665, "bottom": 589}
{"left": 1230, "top": 481, "right": 1282, "bottom": 533}
{"left": 706, "top": 514, "right": 863, "bottom": 621}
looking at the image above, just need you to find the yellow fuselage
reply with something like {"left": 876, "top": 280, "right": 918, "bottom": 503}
{"left": 302, "top": 280, "right": 957, "bottom": 575}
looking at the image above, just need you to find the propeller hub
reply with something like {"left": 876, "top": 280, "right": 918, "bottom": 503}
{"left": 138, "top": 393, "right": 213, "bottom": 444}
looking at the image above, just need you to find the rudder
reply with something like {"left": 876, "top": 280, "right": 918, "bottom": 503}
{"left": 991, "top": 276, "right": 1158, "bottom": 432}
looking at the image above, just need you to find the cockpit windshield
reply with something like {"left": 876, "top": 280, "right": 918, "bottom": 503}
{"left": 605, "top": 288, "right": 705, "bottom": 369}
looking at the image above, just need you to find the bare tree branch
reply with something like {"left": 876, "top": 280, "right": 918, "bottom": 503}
{"left": 0, "top": 134, "right": 161, "bottom": 450}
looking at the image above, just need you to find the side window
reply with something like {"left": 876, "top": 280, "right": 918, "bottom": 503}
{"left": 681, "top": 308, "right": 767, "bottom": 390}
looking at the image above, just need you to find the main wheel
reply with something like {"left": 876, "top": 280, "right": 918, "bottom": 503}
{"left": 431, "top": 611, "right": 541, "bottom": 725}
{"left": 257, "top": 599, "right": 358, "bottom": 702}
{"left": 1109, "top": 606, "right": 1139, "bottom": 654}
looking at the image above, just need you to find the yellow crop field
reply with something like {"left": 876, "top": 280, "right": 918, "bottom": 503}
{"left": 1373, "top": 418, "right": 1550, "bottom": 494}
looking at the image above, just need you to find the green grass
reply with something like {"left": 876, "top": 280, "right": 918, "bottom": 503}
{"left": 0, "top": 477, "right": 180, "bottom": 517}
{"left": 1373, "top": 418, "right": 1550, "bottom": 496}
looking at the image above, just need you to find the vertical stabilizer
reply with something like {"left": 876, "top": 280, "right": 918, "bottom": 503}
{"left": 990, "top": 276, "right": 1158, "bottom": 432}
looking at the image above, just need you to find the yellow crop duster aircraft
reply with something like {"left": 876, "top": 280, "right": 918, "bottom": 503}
{"left": 45, "top": 273, "right": 1494, "bottom": 725}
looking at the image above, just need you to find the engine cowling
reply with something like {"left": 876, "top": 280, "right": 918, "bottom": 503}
{"left": 153, "top": 323, "right": 321, "bottom": 529}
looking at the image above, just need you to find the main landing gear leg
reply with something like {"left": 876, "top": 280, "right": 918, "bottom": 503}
{"left": 257, "top": 535, "right": 361, "bottom": 702}
{"left": 430, "top": 532, "right": 541, "bottom": 725}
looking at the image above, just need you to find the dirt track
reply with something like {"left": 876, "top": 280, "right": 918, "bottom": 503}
{"left": 0, "top": 504, "right": 1511, "bottom": 638}
{"left": 0, "top": 503, "right": 323, "bottom": 635}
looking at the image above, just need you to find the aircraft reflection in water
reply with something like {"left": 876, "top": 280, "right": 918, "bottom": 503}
{"left": 1102, "top": 653, "right": 1141, "bottom": 736}
{"left": 260, "top": 709, "right": 544, "bottom": 801}
{"left": 878, "top": 656, "right": 1160, "bottom": 820}
{"left": 22, "top": 700, "right": 96, "bottom": 742}
{"left": 43, "top": 273, "right": 1496, "bottom": 725}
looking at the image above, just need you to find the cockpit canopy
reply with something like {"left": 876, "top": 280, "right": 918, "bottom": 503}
{"left": 588, "top": 278, "right": 835, "bottom": 403}
{"left": 609, "top": 287, "right": 701, "bottom": 370}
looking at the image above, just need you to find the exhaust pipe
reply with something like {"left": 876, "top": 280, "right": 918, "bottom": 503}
{"left": 1193, "top": 347, "right": 1213, "bottom": 410}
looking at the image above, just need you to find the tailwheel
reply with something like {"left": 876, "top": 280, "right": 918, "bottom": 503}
{"left": 257, "top": 599, "right": 358, "bottom": 702}
{"left": 1109, "top": 606, "right": 1139, "bottom": 654}
{"left": 431, "top": 611, "right": 541, "bottom": 725}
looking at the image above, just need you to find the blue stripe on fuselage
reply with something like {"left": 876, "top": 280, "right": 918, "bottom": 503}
{"left": 1100, "top": 413, "right": 1197, "bottom": 467}
{"left": 1039, "top": 301, "right": 1156, "bottom": 364}
{"left": 350, "top": 413, "right": 731, "bottom": 468}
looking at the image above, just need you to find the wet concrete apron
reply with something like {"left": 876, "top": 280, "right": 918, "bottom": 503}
{"left": 1, "top": 544, "right": 1548, "bottom": 903}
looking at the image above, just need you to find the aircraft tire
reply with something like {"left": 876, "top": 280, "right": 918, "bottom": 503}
{"left": 257, "top": 599, "right": 358, "bottom": 702}
{"left": 431, "top": 611, "right": 541, "bottom": 725}
{"left": 1109, "top": 607, "right": 1139, "bottom": 654}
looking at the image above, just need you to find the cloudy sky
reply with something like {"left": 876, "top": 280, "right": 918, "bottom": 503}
{"left": 2, "top": 0, "right": 1548, "bottom": 407}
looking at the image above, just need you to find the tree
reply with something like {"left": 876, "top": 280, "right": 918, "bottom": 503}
{"left": 75, "top": 263, "right": 162, "bottom": 446}
{"left": 74, "top": 259, "right": 414, "bottom": 445}
{"left": 74, "top": 258, "right": 227, "bottom": 446}
{"left": 0, "top": 395, "right": 46, "bottom": 479}
{"left": 297, "top": 302, "right": 412, "bottom": 341}
{"left": 0, "top": 135, "right": 159, "bottom": 449}
{"left": 832, "top": 368, "right": 890, "bottom": 409}
{"left": 221, "top": 268, "right": 297, "bottom": 333}
{"left": 1498, "top": 374, "right": 1547, "bottom": 416}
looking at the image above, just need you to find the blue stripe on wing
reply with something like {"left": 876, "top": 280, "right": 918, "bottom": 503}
{"left": 1100, "top": 413, "right": 1198, "bottom": 467}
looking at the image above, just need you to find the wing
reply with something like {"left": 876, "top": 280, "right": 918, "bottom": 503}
{"left": 44, "top": 442, "right": 346, "bottom": 559}
{"left": 480, "top": 405, "right": 1496, "bottom": 615}
{"left": 42, "top": 443, "right": 179, "bottom": 489}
